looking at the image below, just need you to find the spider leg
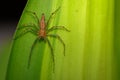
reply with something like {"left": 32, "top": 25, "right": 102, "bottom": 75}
{"left": 17, "top": 23, "right": 39, "bottom": 31}
{"left": 28, "top": 38, "right": 39, "bottom": 68}
{"left": 47, "top": 34, "right": 65, "bottom": 56}
{"left": 46, "top": 7, "right": 60, "bottom": 28}
{"left": 26, "top": 10, "right": 40, "bottom": 26}
{"left": 47, "top": 26, "right": 70, "bottom": 33}
{"left": 14, "top": 28, "right": 37, "bottom": 40}
{"left": 45, "top": 38, "right": 55, "bottom": 72}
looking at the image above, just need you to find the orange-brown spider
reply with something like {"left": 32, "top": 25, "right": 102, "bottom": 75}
{"left": 14, "top": 7, "right": 70, "bottom": 69}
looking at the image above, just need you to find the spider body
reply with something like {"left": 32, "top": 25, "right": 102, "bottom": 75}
{"left": 15, "top": 7, "right": 70, "bottom": 70}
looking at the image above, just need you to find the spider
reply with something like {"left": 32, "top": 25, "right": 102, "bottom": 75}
{"left": 14, "top": 7, "right": 70, "bottom": 69}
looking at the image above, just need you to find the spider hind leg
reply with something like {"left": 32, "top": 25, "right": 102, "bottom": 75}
{"left": 47, "top": 34, "right": 65, "bottom": 56}
{"left": 28, "top": 38, "right": 39, "bottom": 68}
{"left": 45, "top": 38, "right": 55, "bottom": 72}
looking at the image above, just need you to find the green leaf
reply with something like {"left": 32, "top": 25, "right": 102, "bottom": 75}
{"left": 6, "top": 0, "right": 66, "bottom": 80}
{"left": 0, "top": 41, "right": 11, "bottom": 80}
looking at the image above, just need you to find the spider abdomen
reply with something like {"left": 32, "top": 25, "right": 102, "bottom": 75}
{"left": 38, "top": 29, "right": 46, "bottom": 38}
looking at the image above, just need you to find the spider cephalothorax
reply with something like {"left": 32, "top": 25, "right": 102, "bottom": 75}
{"left": 14, "top": 7, "right": 70, "bottom": 70}
{"left": 38, "top": 13, "right": 46, "bottom": 38}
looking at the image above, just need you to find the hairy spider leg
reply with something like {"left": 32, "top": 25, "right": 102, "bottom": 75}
{"left": 28, "top": 38, "right": 39, "bottom": 68}
{"left": 17, "top": 24, "right": 39, "bottom": 31}
{"left": 47, "top": 34, "right": 65, "bottom": 56}
{"left": 47, "top": 26, "right": 70, "bottom": 33}
{"left": 14, "top": 28, "right": 37, "bottom": 40}
{"left": 45, "top": 38, "right": 55, "bottom": 72}
{"left": 26, "top": 10, "right": 40, "bottom": 27}
{"left": 46, "top": 7, "right": 61, "bottom": 28}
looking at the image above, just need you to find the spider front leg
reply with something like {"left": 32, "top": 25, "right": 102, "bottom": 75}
{"left": 17, "top": 23, "right": 39, "bottom": 31}
{"left": 45, "top": 38, "right": 55, "bottom": 72}
{"left": 46, "top": 7, "right": 60, "bottom": 29}
{"left": 28, "top": 38, "right": 39, "bottom": 68}
{"left": 14, "top": 28, "right": 37, "bottom": 40}
{"left": 47, "top": 34, "right": 66, "bottom": 56}
{"left": 26, "top": 10, "right": 40, "bottom": 26}
{"left": 47, "top": 26, "right": 70, "bottom": 33}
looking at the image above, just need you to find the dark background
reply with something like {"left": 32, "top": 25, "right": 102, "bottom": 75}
{"left": 0, "top": 0, "right": 27, "bottom": 21}
{"left": 0, "top": 0, "right": 27, "bottom": 47}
